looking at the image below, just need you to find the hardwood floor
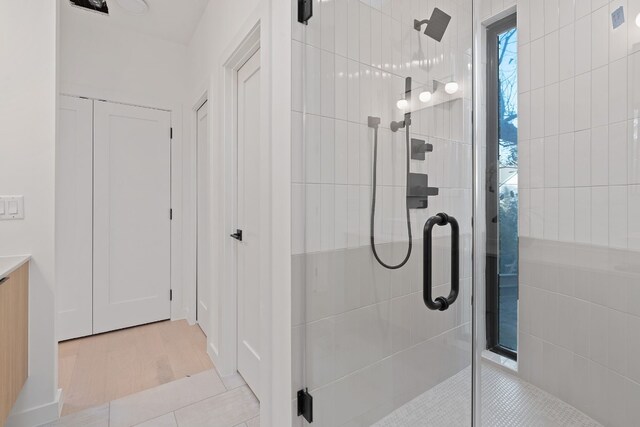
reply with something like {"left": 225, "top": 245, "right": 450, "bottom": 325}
{"left": 59, "top": 320, "right": 214, "bottom": 416}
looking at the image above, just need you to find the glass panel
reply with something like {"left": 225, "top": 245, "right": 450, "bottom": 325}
{"left": 292, "top": 0, "right": 474, "bottom": 425}
{"left": 477, "top": 2, "right": 640, "bottom": 426}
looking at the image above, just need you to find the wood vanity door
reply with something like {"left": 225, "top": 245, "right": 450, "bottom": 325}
{"left": 0, "top": 263, "right": 29, "bottom": 426}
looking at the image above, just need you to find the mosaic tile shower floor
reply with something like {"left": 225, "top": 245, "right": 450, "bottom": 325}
{"left": 374, "top": 363, "right": 601, "bottom": 427}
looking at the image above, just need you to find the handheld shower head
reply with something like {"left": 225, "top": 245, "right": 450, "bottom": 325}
{"left": 414, "top": 8, "right": 451, "bottom": 42}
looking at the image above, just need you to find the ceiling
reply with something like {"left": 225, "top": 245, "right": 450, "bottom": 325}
{"left": 61, "top": 0, "right": 210, "bottom": 45}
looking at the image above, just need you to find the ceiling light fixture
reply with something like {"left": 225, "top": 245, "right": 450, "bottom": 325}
{"left": 396, "top": 99, "right": 409, "bottom": 110}
{"left": 116, "top": 0, "right": 149, "bottom": 15}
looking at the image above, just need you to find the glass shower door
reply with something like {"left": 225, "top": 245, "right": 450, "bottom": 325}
{"left": 292, "top": 0, "right": 474, "bottom": 424}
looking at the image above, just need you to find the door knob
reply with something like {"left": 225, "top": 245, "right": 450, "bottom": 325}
{"left": 230, "top": 229, "right": 243, "bottom": 241}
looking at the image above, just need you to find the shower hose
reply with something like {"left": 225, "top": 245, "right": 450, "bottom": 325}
{"left": 370, "top": 120, "right": 412, "bottom": 270}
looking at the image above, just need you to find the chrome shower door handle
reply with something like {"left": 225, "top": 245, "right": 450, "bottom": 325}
{"left": 423, "top": 213, "right": 460, "bottom": 311}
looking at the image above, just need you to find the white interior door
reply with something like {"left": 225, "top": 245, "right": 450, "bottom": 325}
{"left": 196, "top": 100, "right": 211, "bottom": 337}
{"left": 93, "top": 101, "right": 172, "bottom": 334}
{"left": 57, "top": 95, "right": 93, "bottom": 341}
{"left": 236, "top": 49, "right": 261, "bottom": 398}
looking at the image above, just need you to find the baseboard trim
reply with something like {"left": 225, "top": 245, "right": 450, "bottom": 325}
{"left": 184, "top": 307, "right": 196, "bottom": 326}
{"left": 57, "top": 388, "right": 64, "bottom": 417}
{"left": 6, "top": 388, "right": 62, "bottom": 427}
{"left": 208, "top": 342, "right": 231, "bottom": 376}
{"left": 208, "top": 341, "right": 219, "bottom": 364}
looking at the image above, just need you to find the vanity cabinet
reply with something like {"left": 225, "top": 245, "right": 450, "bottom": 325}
{"left": 0, "top": 261, "right": 28, "bottom": 426}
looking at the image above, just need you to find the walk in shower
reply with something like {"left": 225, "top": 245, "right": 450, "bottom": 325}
{"left": 292, "top": 0, "right": 640, "bottom": 424}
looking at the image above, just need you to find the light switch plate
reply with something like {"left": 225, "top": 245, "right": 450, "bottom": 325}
{"left": 0, "top": 196, "right": 24, "bottom": 220}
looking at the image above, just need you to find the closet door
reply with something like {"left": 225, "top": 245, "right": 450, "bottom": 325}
{"left": 93, "top": 101, "right": 171, "bottom": 334}
{"left": 57, "top": 95, "right": 93, "bottom": 341}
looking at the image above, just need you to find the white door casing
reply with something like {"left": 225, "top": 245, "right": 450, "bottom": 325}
{"left": 236, "top": 49, "right": 262, "bottom": 398}
{"left": 93, "top": 100, "right": 172, "bottom": 334}
{"left": 57, "top": 95, "right": 94, "bottom": 341}
{"left": 196, "top": 100, "right": 211, "bottom": 337}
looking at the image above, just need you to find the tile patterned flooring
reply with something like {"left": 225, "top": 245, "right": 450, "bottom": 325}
{"left": 42, "top": 370, "right": 259, "bottom": 427}
{"left": 375, "top": 363, "right": 601, "bottom": 427}
{"left": 52, "top": 320, "right": 599, "bottom": 426}
{"left": 47, "top": 360, "right": 600, "bottom": 426}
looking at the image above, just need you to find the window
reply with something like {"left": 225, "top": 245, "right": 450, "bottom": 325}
{"left": 486, "top": 15, "right": 518, "bottom": 359}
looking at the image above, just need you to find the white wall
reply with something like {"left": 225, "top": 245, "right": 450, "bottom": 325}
{"left": 184, "top": 0, "right": 264, "bottom": 375}
{"left": 514, "top": 0, "right": 640, "bottom": 424}
{"left": 58, "top": 5, "right": 189, "bottom": 321}
{"left": 59, "top": 5, "right": 188, "bottom": 110}
{"left": 184, "top": 0, "right": 264, "bottom": 380}
{"left": 183, "top": 0, "right": 263, "bottom": 371}
{"left": 0, "top": 1, "right": 59, "bottom": 426}
{"left": 184, "top": 0, "right": 292, "bottom": 424}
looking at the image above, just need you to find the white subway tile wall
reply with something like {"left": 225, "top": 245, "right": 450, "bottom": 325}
{"left": 482, "top": 0, "right": 640, "bottom": 425}
{"left": 291, "top": 0, "right": 474, "bottom": 424}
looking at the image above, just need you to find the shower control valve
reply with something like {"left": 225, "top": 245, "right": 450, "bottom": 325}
{"left": 411, "top": 138, "right": 433, "bottom": 160}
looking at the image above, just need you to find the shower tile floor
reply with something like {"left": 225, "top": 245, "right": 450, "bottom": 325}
{"left": 374, "top": 363, "right": 601, "bottom": 427}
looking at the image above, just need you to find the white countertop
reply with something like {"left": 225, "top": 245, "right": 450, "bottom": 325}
{"left": 0, "top": 255, "right": 31, "bottom": 279}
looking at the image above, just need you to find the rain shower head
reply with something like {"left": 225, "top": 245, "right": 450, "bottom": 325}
{"left": 414, "top": 8, "right": 451, "bottom": 42}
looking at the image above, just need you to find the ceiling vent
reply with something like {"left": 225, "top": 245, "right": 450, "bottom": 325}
{"left": 69, "top": 0, "right": 109, "bottom": 15}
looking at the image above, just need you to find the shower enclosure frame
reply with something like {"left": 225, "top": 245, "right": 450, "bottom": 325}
{"left": 471, "top": 5, "right": 519, "bottom": 426}
{"left": 484, "top": 12, "right": 519, "bottom": 362}
{"left": 295, "top": 0, "right": 640, "bottom": 423}
{"left": 471, "top": 2, "right": 481, "bottom": 426}
{"left": 295, "top": 0, "right": 483, "bottom": 423}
